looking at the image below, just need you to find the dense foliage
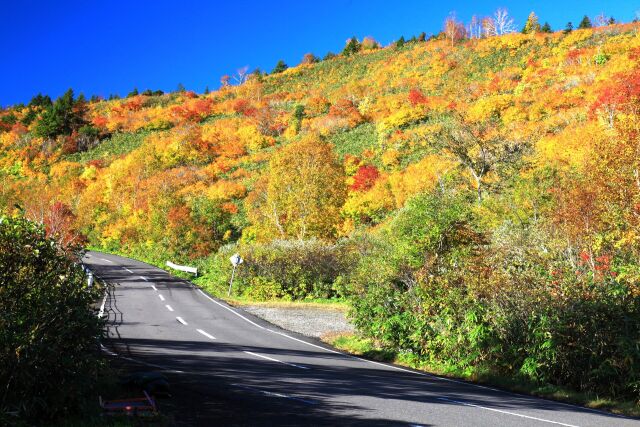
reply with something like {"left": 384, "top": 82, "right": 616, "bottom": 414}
{"left": 2, "top": 18, "right": 640, "bottom": 400}
{"left": 0, "top": 216, "right": 102, "bottom": 421}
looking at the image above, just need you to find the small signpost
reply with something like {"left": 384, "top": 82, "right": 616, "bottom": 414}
{"left": 227, "top": 253, "right": 243, "bottom": 296}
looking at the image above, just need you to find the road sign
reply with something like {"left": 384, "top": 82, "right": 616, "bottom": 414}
{"left": 228, "top": 253, "right": 243, "bottom": 296}
{"left": 230, "top": 253, "right": 243, "bottom": 267}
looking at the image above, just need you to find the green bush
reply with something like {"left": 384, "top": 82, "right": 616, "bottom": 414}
{"left": 348, "top": 189, "right": 640, "bottom": 398}
{"left": 200, "top": 239, "right": 356, "bottom": 300}
{"left": 0, "top": 216, "right": 103, "bottom": 422}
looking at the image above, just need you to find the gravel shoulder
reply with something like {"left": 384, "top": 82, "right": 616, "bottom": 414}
{"left": 240, "top": 304, "right": 355, "bottom": 339}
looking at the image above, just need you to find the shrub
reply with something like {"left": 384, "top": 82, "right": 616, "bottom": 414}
{"left": 0, "top": 216, "right": 103, "bottom": 421}
{"left": 232, "top": 239, "right": 357, "bottom": 299}
{"left": 348, "top": 189, "right": 640, "bottom": 398}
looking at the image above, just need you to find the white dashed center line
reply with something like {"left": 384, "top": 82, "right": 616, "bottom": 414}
{"left": 244, "top": 351, "right": 309, "bottom": 370}
{"left": 100, "top": 258, "right": 114, "bottom": 264}
{"left": 176, "top": 316, "right": 188, "bottom": 325}
{"left": 140, "top": 276, "right": 148, "bottom": 281}
{"left": 151, "top": 284, "right": 157, "bottom": 291}
{"left": 158, "top": 294, "right": 165, "bottom": 301}
{"left": 123, "top": 267, "right": 133, "bottom": 273}
{"left": 165, "top": 305, "right": 174, "bottom": 312}
{"left": 196, "top": 329, "right": 216, "bottom": 340}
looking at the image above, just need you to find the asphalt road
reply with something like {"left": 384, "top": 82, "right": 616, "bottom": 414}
{"left": 84, "top": 251, "right": 640, "bottom": 427}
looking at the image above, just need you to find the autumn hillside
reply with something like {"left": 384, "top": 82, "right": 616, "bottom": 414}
{"left": 3, "top": 21, "right": 640, "bottom": 406}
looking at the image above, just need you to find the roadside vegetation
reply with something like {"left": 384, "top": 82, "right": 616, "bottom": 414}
{"left": 2, "top": 9, "right": 640, "bottom": 416}
{"left": 0, "top": 216, "right": 103, "bottom": 423}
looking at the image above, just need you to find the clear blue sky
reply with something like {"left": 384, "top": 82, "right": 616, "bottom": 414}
{"left": 1, "top": 0, "right": 638, "bottom": 106}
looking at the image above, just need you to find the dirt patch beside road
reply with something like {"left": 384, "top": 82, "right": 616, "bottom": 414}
{"left": 240, "top": 305, "right": 355, "bottom": 339}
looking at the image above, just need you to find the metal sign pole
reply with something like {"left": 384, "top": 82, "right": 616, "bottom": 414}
{"left": 228, "top": 264, "right": 237, "bottom": 296}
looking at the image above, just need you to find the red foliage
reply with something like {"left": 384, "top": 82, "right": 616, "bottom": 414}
{"left": 92, "top": 116, "right": 108, "bottom": 128}
{"left": 591, "top": 69, "right": 640, "bottom": 119}
{"left": 233, "top": 99, "right": 257, "bottom": 117}
{"left": 222, "top": 202, "right": 239, "bottom": 214}
{"left": 44, "top": 201, "right": 85, "bottom": 247}
{"left": 350, "top": 165, "right": 380, "bottom": 191}
{"left": 167, "top": 206, "right": 191, "bottom": 227}
{"left": 172, "top": 98, "right": 213, "bottom": 122}
{"left": 122, "top": 96, "right": 144, "bottom": 112}
{"left": 408, "top": 89, "right": 428, "bottom": 106}
{"left": 87, "top": 159, "right": 104, "bottom": 168}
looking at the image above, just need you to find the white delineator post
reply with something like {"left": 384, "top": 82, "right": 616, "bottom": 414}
{"left": 227, "top": 253, "right": 244, "bottom": 296}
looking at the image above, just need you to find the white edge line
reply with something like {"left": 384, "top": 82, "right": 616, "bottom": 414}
{"left": 176, "top": 316, "right": 188, "bottom": 325}
{"left": 165, "top": 304, "right": 174, "bottom": 312}
{"left": 196, "top": 329, "right": 216, "bottom": 340}
{"left": 437, "top": 397, "right": 580, "bottom": 427}
{"left": 98, "top": 292, "right": 107, "bottom": 318}
{"left": 100, "top": 344, "right": 184, "bottom": 373}
{"left": 197, "top": 285, "right": 620, "bottom": 418}
{"left": 244, "top": 351, "right": 309, "bottom": 370}
{"left": 158, "top": 294, "right": 165, "bottom": 301}
{"left": 197, "top": 289, "right": 265, "bottom": 330}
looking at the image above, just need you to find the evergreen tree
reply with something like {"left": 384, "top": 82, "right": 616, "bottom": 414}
{"left": 564, "top": 22, "right": 574, "bottom": 34}
{"left": 34, "top": 89, "right": 85, "bottom": 139}
{"left": 323, "top": 51, "right": 337, "bottom": 60}
{"left": 141, "top": 89, "right": 153, "bottom": 96}
{"left": 418, "top": 32, "right": 426, "bottom": 42}
{"left": 578, "top": 15, "right": 592, "bottom": 29}
{"left": 522, "top": 12, "right": 541, "bottom": 34}
{"left": 395, "top": 36, "right": 406, "bottom": 49}
{"left": 272, "top": 60, "right": 288, "bottom": 74}
{"left": 204, "top": 85, "right": 210, "bottom": 95}
{"left": 127, "top": 87, "right": 139, "bottom": 97}
{"left": 342, "top": 37, "right": 361, "bottom": 56}
{"left": 541, "top": 22, "right": 552, "bottom": 33}
{"left": 176, "top": 83, "right": 186, "bottom": 93}
{"left": 608, "top": 17, "right": 616, "bottom": 25}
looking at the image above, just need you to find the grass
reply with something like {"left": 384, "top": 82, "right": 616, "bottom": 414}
{"left": 329, "top": 123, "right": 377, "bottom": 159}
{"left": 66, "top": 130, "right": 152, "bottom": 163}
{"left": 328, "top": 333, "right": 640, "bottom": 418}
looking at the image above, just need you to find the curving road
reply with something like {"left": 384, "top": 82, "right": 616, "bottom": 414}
{"left": 84, "top": 251, "right": 640, "bottom": 427}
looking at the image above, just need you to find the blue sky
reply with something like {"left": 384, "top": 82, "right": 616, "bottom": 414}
{"left": 1, "top": 0, "right": 638, "bottom": 106}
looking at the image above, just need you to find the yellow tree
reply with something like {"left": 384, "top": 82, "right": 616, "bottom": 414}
{"left": 263, "top": 134, "right": 346, "bottom": 240}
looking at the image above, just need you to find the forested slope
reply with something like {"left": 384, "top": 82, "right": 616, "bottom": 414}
{"left": 2, "top": 22, "right": 640, "bottom": 404}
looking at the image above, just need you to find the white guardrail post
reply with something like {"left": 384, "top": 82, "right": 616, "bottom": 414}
{"left": 166, "top": 261, "right": 198, "bottom": 277}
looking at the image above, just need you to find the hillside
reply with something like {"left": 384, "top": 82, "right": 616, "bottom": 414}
{"left": 3, "top": 23, "right": 640, "bottom": 407}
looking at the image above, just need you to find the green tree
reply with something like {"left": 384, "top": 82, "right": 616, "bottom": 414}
{"left": 578, "top": 15, "right": 592, "bottom": 29}
{"left": 0, "top": 215, "right": 102, "bottom": 421}
{"left": 272, "top": 60, "right": 288, "bottom": 74}
{"left": 323, "top": 51, "right": 337, "bottom": 60}
{"left": 522, "top": 12, "right": 541, "bottom": 34}
{"left": 291, "top": 105, "right": 305, "bottom": 132}
{"left": 34, "top": 89, "right": 85, "bottom": 139}
{"left": 564, "top": 21, "right": 574, "bottom": 34}
{"left": 541, "top": 22, "right": 552, "bottom": 33}
{"left": 342, "top": 37, "right": 361, "bottom": 56}
{"left": 204, "top": 85, "right": 210, "bottom": 95}
{"left": 395, "top": 36, "right": 406, "bottom": 49}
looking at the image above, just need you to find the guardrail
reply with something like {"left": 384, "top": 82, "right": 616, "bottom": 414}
{"left": 166, "top": 261, "right": 198, "bottom": 276}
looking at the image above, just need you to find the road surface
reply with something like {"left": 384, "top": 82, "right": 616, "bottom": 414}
{"left": 84, "top": 251, "right": 639, "bottom": 426}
